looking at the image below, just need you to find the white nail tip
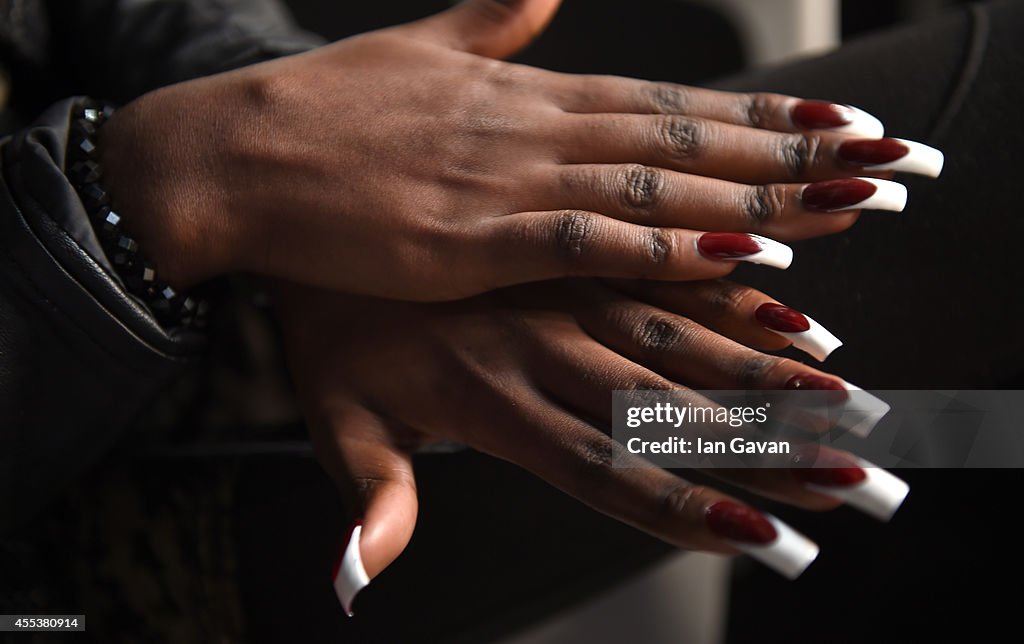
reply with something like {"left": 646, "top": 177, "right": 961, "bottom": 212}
{"left": 333, "top": 524, "right": 370, "bottom": 617}
{"left": 745, "top": 235, "right": 794, "bottom": 270}
{"left": 852, "top": 177, "right": 908, "bottom": 212}
{"left": 765, "top": 314, "right": 843, "bottom": 362}
{"left": 730, "top": 515, "right": 819, "bottom": 580}
{"left": 836, "top": 382, "right": 891, "bottom": 438}
{"left": 864, "top": 139, "right": 945, "bottom": 178}
{"left": 833, "top": 105, "right": 885, "bottom": 139}
{"left": 808, "top": 460, "right": 910, "bottom": 522}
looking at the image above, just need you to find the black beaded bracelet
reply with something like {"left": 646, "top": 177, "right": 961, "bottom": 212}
{"left": 66, "top": 100, "right": 208, "bottom": 329}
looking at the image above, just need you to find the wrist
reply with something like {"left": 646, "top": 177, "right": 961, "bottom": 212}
{"left": 97, "top": 89, "right": 241, "bottom": 289}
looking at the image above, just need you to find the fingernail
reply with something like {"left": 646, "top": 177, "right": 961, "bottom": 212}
{"left": 706, "top": 501, "right": 819, "bottom": 579}
{"left": 755, "top": 303, "right": 843, "bottom": 362}
{"left": 834, "top": 382, "right": 891, "bottom": 439}
{"left": 332, "top": 521, "right": 369, "bottom": 617}
{"left": 795, "top": 454, "right": 909, "bottom": 521}
{"left": 838, "top": 138, "right": 944, "bottom": 178}
{"left": 790, "top": 100, "right": 885, "bottom": 138}
{"left": 792, "top": 449, "right": 867, "bottom": 486}
{"left": 800, "top": 178, "right": 907, "bottom": 213}
{"left": 697, "top": 233, "right": 793, "bottom": 270}
{"left": 785, "top": 373, "right": 848, "bottom": 393}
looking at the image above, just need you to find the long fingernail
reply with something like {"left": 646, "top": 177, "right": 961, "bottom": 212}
{"left": 785, "top": 373, "right": 848, "bottom": 394}
{"left": 755, "top": 303, "right": 843, "bottom": 361}
{"left": 793, "top": 454, "right": 909, "bottom": 521}
{"left": 332, "top": 521, "right": 369, "bottom": 617}
{"left": 838, "top": 138, "right": 944, "bottom": 178}
{"left": 785, "top": 376, "right": 890, "bottom": 437}
{"left": 706, "top": 501, "right": 819, "bottom": 579}
{"left": 800, "top": 178, "right": 907, "bottom": 213}
{"left": 835, "top": 382, "right": 891, "bottom": 438}
{"left": 790, "top": 100, "right": 885, "bottom": 138}
{"left": 697, "top": 233, "right": 793, "bottom": 269}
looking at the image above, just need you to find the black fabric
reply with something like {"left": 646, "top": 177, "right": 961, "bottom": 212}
{"left": 0, "top": 0, "right": 323, "bottom": 534}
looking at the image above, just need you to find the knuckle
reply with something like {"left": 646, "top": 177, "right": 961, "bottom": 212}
{"left": 744, "top": 184, "right": 787, "bottom": 224}
{"left": 732, "top": 354, "right": 780, "bottom": 388}
{"left": 569, "top": 435, "right": 618, "bottom": 488}
{"left": 778, "top": 133, "right": 823, "bottom": 178}
{"left": 553, "top": 210, "right": 596, "bottom": 260}
{"left": 659, "top": 484, "right": 710, "bottom": 521}
{"left": 633, "top": 313, "right": 694, "bottom": 353}
{"left": 658, "top": 116, "right": 704, "bottom": 161}
{"left": 744, "top": 92, "right": 774, "bottom": 128}
{"left": 650, "top": 83, "right": 690, "bottom": 113}
{"left": 706, "top": 280, "right": 757, "bottom": 318}
{"left": 646, "top": 228, "right": 672, "bottom": 265}
{"left": 620, "top": 164, "right": 665, "bottom": 212}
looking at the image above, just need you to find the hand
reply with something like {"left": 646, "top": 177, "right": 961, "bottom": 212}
{"left": 99, "top": 0, "right": 918, "bottom": 300}
{"left": 273, "top": 277, "right": 874, "bottom": 612}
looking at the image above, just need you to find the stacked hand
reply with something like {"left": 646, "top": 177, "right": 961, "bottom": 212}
{"left": 98, "top": 0, "right": 942, "bottom": 612}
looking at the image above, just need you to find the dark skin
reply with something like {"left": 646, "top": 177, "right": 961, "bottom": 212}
{"left": 97, "top": 0, "right": 878, "bottom": 299}
{"left": 93, "top": 0, "right": 910, "bottom": 589}
{"left": 274, "top": 277, "right": 852, "bottom": 583}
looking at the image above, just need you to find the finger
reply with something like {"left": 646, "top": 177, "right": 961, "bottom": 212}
{"left": 313, "top": 402, "right": 418, "bottom": 616}
{"left": 611, "top": 279, "right": 843, "bottom": 362}
{"left": 544, "top": 74, "right": 885, "bottom": 137}
{"left": 551, "top": 113, "right": 941, "bottom": 183}
{"left": 547, "top": 164, "right": 909, "bottom": 240}
{"left": 475, "top": 210, "right": 749, "bottom": 287}
{"left": 529, "top": 311, "right": 904, "bottom": 523}
{"left": 496, "top": 393, "right": 820, "bottom": 578}
{"left": 567, "top": 281, "right": 843, "bottom": 391}
{"left": 397, "top": 0, "right": 562, "bottom": 59}
{"left": 708, "top": 448, "right": 910, "bottom": 521}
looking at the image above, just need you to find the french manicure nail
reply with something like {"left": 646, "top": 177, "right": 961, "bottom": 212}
{"left": 332, "top": 521, "right": 369, "bottom": 617}
{"left": 706, "top": 501, "right": 819, "bottom": 579}
{"left": 800, "top": 178, "right": 907, "bottom": 213}
{"left": 790, "top": 100, "right": 885, "bottom": 138}
{"left": 795, "top": 454, "right": 909, "bottom": 521}
{"left": 785, "top": 373, "right": 848, "bottom": 392}
{"left": 785, "top": 378, "right": 890, "bottom": 437}
{"left": 838, "top": 138, "right": 944, "bottom": 178}
{"left": 834, "top": 382, "right": 891, "bottom": 438}
{"left": 697, "top": 233, "right": 793, "bottom": 269}
{"left": 755, "top": 303, "right": 843, "bottom": 362}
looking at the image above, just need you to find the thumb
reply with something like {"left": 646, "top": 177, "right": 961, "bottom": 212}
{"left": 319, "top": 405, "right": 418, "bottom": 616}
{"left": 400, "top": 0, "right": 563, "bottom": 59}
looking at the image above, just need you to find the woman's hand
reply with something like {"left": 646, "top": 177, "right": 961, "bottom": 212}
{"left": 99, "top": 0, "right": 930, "bottom": 300}
{"left": 273, "top": 277, "right": 897, "bottom": 613}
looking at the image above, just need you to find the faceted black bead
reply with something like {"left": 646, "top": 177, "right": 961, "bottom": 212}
{"left": 73, "top": 118, "right": 97, "bottom": 138}
{"left": 116, "top": 236, "right": 138, "bottom": 252}
{"left": 80, "top": 182, "right": 109, "bottom": 208}
{"left": 99, "top": 210, "right": 121, "bottom": 236}
{"left": 78, "top": 138, "right": 97, "bottom": 156}
{"left": 70, "top": 160, "right": 102, "bottom": 184}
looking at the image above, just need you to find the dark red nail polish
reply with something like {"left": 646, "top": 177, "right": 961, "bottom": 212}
{"left": 801, "top": 178, "right": 877, "bottom": 212}
{"left": 755, "top": 303, "right": 810, "bottom": 333}
{"left": 785, "top": 374, "right": 846, "bottom": 391}
{"left": 791, "top": 100, "right": 852, "bottom": 130}
{"left": 792, "top": 451, "right": 867, "bottom": 487}
{"left": 838, "top": 138, "right": 911, "bottom": 166}
{"left": 697, "top": 233, "right": 761, "bottom": 260}
{"left": 706, "top": 500, "right": 778, "bottom": 544}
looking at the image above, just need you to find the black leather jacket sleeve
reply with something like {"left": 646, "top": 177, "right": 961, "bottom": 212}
{"left": 44, "top": 0, "right": 326, "bottom": 102}
{"left": 0, "top": 1, "right": 324, "bottom": 532}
